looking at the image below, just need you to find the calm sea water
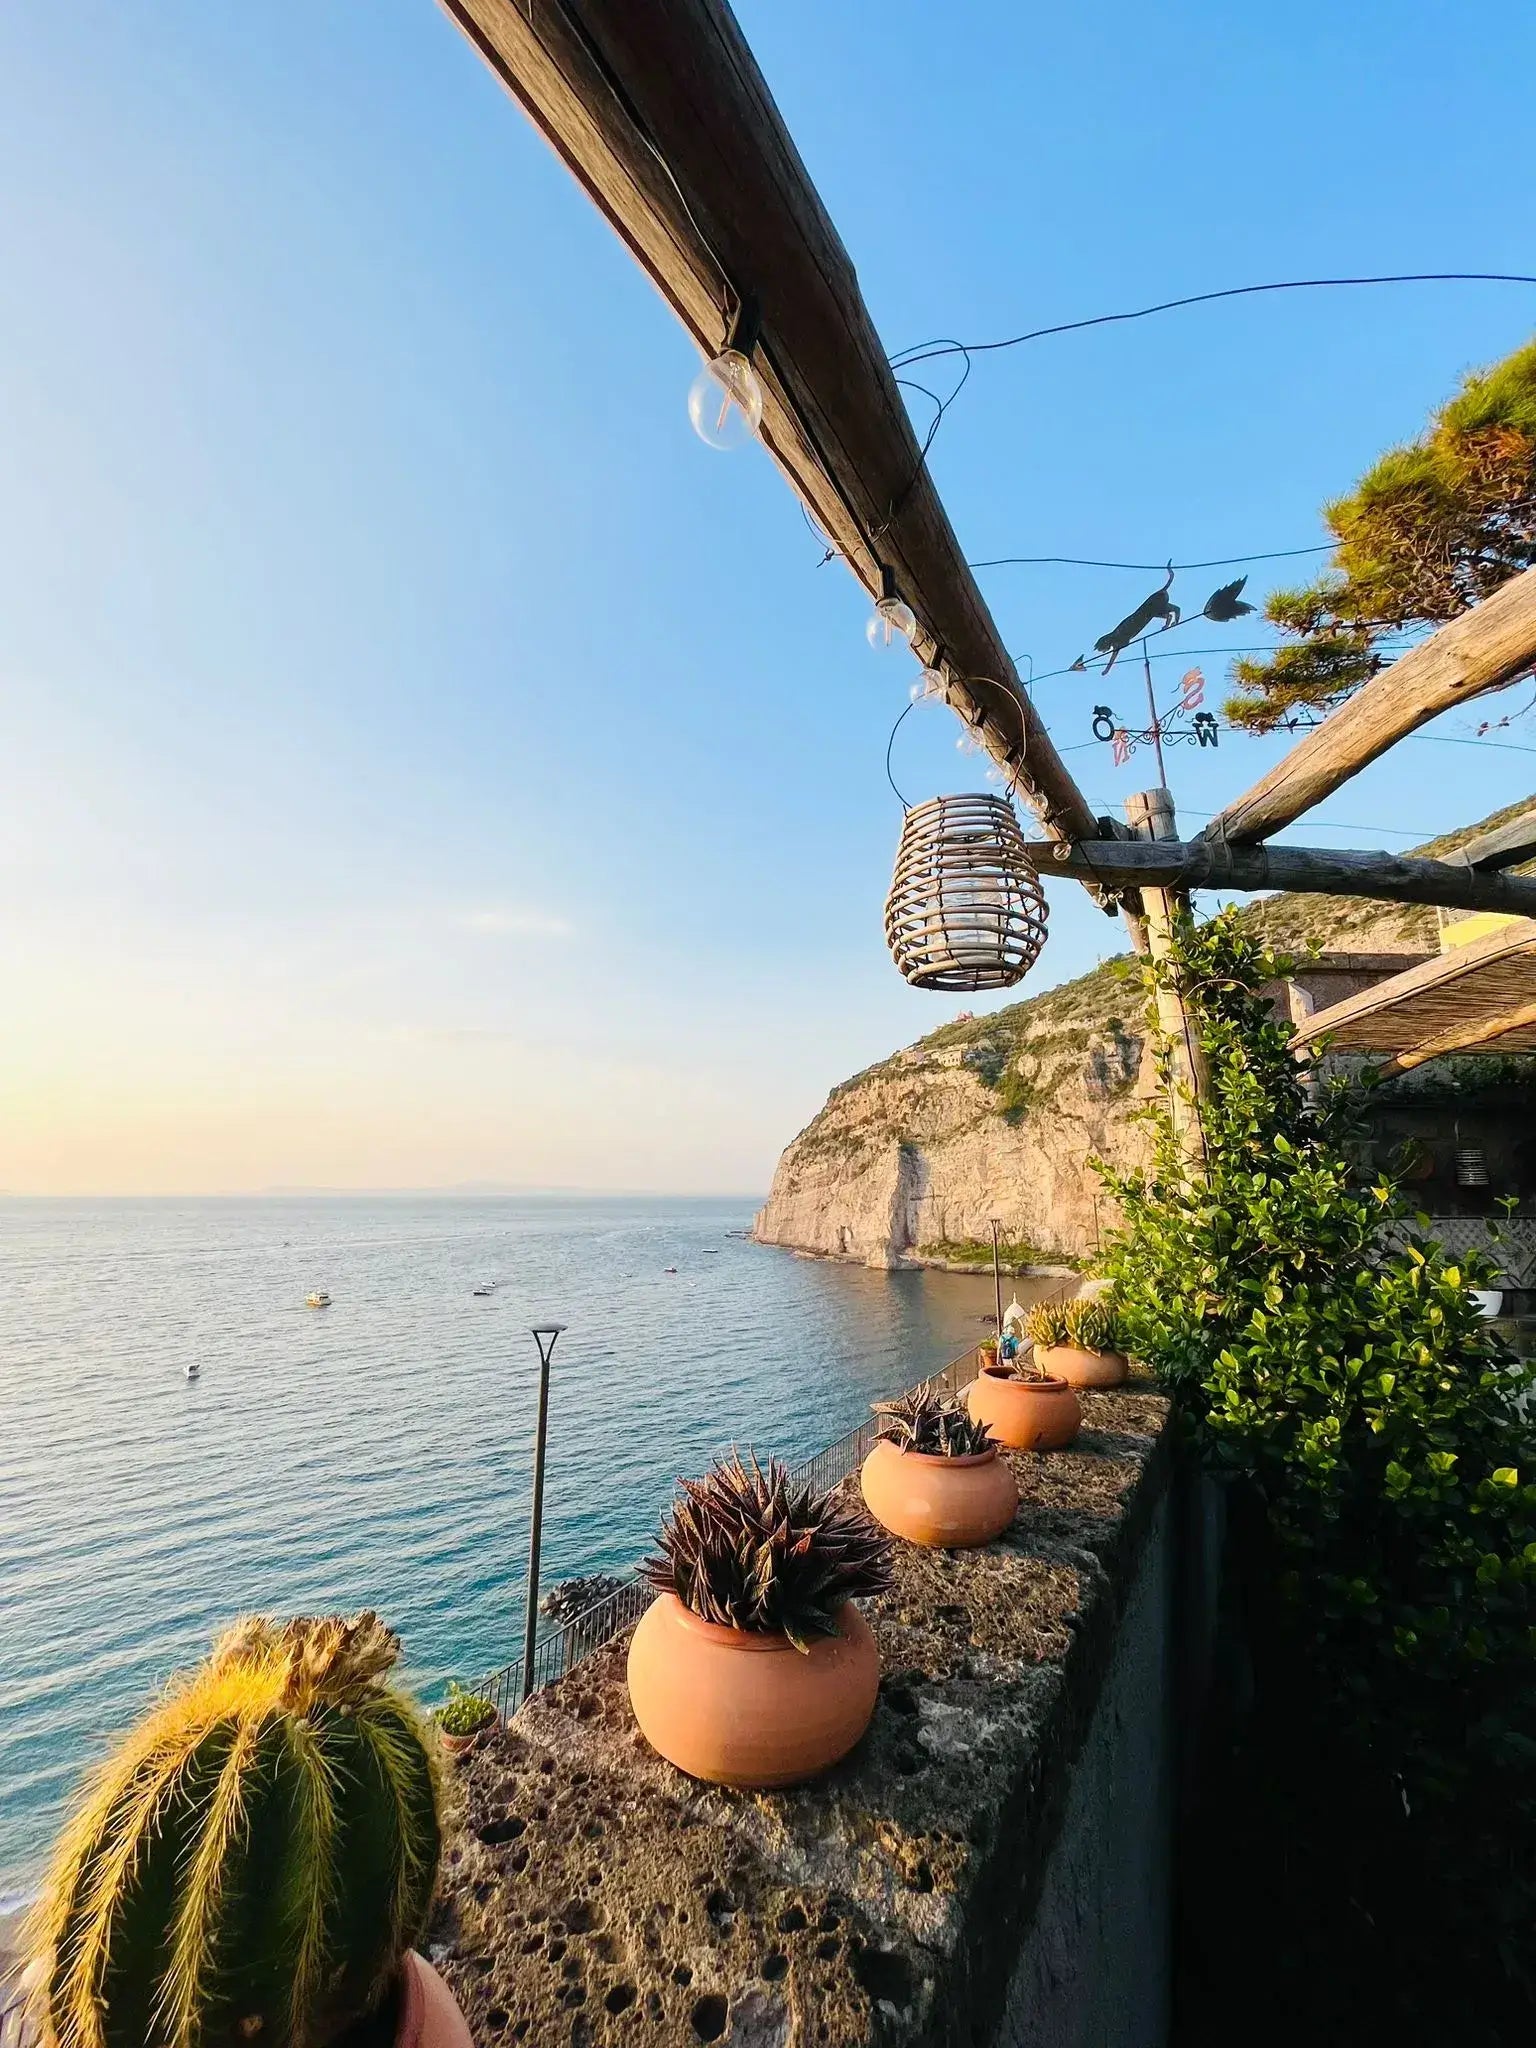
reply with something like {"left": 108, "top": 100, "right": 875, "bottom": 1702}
{"left": 0, "top": 1195, "right": 998, "bottom": 1903}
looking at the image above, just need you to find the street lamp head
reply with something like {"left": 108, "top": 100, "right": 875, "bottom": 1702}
{"left": 531, "top": 1322, "right": 568, "bottom": 1338}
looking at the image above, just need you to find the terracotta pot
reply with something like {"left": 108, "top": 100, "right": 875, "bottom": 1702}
{"left": 437, "top": 1714, "right": 495, "bottom": 1759}
{"left": 966, "top": 1368, "right": 1081, "bottom": 1451}
{"left": 396, "top": 1952, "right": 474, "bottom": 2048}
{"left": 626, "top": 1594, "right": 879, "bottom": 1789}
{"left": 1037, "top": 1343, "right": 1129, "bottom": 1389}
{"left": 859, "top": 1437, "right": 1018, "bottom": 1549}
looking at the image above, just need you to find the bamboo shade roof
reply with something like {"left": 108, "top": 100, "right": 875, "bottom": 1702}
{"left": 1293, "top": 918, "right": 1536, "bottom": 1069}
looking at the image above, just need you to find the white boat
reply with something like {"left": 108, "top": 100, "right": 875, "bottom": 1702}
{"left": 185, "top": 1363, "right": 200, "bottom": 1380}
{"left": 306, "top": 1291, "right": 332, "bottom": 1310}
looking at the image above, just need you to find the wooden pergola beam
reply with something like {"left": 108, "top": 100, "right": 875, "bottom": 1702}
{"left": 1200, "top": 565, "right": 1536, "bottom": 847}
{"left": 1021, "top": 838, "right": 1536, "bottom": 917}
{"left": 1386, "top": 995, "right": 1536, "bottom": 1072}
{"left": 440, "top": 0, "right": 1099, "bottom": 842}
{"left": 1447, "top": 803, "right": 1536, "bottom": 872}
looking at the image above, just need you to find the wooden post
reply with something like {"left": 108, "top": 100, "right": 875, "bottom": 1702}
{"left": 1127, "top": 790, "right": 1208, "bottom": 1171}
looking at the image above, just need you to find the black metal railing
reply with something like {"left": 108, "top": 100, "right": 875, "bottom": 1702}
{"left": 470, "top": 1343, "right": 979, "bottom": 1715}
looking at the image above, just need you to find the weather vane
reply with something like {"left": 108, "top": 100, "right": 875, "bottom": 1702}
{"left": 1066, "top": 563, "right": 1258, "bottom": 783}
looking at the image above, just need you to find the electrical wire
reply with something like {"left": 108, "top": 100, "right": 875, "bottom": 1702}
{"left": 970, "top": 545, "right": 1334, "bottom": 573}
{"left": 885, "top": 698, "right": 915, "bottom": 808}
{"left": 890, "top": 273, "right": 1536, "bottom": 374}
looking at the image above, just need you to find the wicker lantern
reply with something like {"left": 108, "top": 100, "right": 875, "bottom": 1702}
{"left": 884, "top": 793, "right": 1048, "bottom": 991}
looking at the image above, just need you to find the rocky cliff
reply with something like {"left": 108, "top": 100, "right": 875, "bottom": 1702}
{"left": 752, "top": 799, "right": 1534, "bottom": 1269}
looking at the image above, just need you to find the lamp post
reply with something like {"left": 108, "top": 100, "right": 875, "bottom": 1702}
{"left": 521, "top": 1323, "right": 567, "bottom": 1704}
{"left": 989, "top": 1218, "right": 1005, "bottom": 1340}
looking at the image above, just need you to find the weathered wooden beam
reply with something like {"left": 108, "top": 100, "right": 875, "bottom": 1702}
{"left": 1022, "top": 838, "right": 1536, "bottom": 916}
{"left": 1200, "top": 565, "right": 1536, "bottom": 847}
{"left": 1386, "top": 995, "right": 1536, "bottom": 1072}
{"left": 1446, "top": 803, "right": 1536, "bottom": 871}
{"left": 439, "top": 0, "right": 1098, "bottom": 841}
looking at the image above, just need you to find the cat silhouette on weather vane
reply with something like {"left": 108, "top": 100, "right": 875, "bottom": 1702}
{"left": 1071, "top": 564, "right": 1179, "bottom": 674}
{"left": 1070, "top": 568, "right": 1256, "bottom": 674}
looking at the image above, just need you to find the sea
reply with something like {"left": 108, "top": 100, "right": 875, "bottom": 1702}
{"left": 0, "top": 1194, "right": 1003, "bottom": 1906}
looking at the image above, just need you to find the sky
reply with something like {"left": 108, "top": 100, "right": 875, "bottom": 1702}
{"left": 1, "top": 0, "right": 1534, "bottom": 1196}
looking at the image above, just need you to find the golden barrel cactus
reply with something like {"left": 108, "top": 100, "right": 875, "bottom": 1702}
{"left": 30, "top": 1612, "right": 441, "bottom": 2048}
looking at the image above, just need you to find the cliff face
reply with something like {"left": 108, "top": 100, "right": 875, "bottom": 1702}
{"left": 754, "top": 961, "right": 1150, "bottom": 1267}
{"left": 752, "top": 798, "right": 1536, "bottom": 1268}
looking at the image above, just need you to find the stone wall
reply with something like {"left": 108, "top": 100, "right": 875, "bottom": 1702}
{"left": 431, "top": 1386, "right": 1184, "bottom": 2048}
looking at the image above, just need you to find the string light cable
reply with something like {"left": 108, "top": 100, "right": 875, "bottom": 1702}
{"left": 880, "top": 273, "right": 1536, "bottom": 521}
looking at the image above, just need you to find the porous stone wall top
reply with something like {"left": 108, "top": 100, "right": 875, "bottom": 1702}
{"left": 432, "top": 1387, "right": 1171, "bottom": 2048}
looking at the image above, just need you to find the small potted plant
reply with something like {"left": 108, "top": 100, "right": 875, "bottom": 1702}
{"left": 435, "top": 1680, "right": 497, "bottom": 1757}
{"left": 627, "top": 1453, "right": 893, "bottom": 1789}
{"left": 965, "top": 1343, "right": 1082, "bottom": 1451}
{"left": 977, "top": 1334, "right": 1000, "bottom": 1371}
{"left": 28, "top": 1611, "right": 473, "bottom": 2048}
{"left": 1026, "top": 1296, "right": 1131, "bottom": 1388}
{"left": 859, "top": 1389, "right": 1018, "bottom": 1549}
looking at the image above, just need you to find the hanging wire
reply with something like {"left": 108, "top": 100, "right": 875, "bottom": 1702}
{"left": 885, "top": 697, "right": 916, "bottom": 808}
{"left": 970, "top": 545, "right": 1335, "bottom": 572}
{"left": 878, "top": 273, "right": 1536, "bottom": 516}
{"left": 890, "top": 274, "right": 1536, "bottom": 375}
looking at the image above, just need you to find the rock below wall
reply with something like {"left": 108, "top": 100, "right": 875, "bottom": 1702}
{"left": 753, "top": 963, "right": 1149, "bottom": 1268}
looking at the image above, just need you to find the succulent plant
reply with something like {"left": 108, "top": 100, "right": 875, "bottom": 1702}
{"left": 434, "top": 1682, "right": 496, "bottom": 1737}
{"left": 1064, "top": 1297, "right": 1124, "bottom": 1354}
{"left": 31, "top": 1612, "right": 440, "bottom": 2048}
{"left": 1024, "top": 1300, "right": 1070, "bottom": 1348}
{"left": 640, "top": 1453, "right": 893, "bottom": 1653}
{"left": 873, "top": 1388, "right": 997, "bottom": 1458}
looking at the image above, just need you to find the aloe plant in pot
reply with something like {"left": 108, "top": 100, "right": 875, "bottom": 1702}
{"left": 626, "top": 1453, "right": 893, "bottom": 1789}
{"left": 860, "top": 1389, "right": 1019, "bottom": 1548}
{"left": 1026, "top": 1296, "right": 1131, "bottom": 1388}
{"left": 27, "top": 1611, "right": 471, "bottom": 2048}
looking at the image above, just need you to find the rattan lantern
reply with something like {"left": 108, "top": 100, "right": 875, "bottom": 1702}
{"left": 884, "top": 793, "right": 1048, "bottom": 991}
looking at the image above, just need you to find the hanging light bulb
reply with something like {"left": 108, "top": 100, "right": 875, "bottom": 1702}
{"left": 687, "top": 349, "right": 763, "bottom": 450}
{"left": 866, "top": 566, "right": 916, "bottom": 652}
{"left": 687, "top": 293, "right": 764, "bottom": 451}
{"left": 909, "top": 667, "right": 946, "bottom": 706}
{"left": 956, "top": 728, "right": 984, "bottom": 757}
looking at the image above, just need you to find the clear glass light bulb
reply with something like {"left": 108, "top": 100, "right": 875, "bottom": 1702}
{"left": 687, "top": 349, "right": 763, "bottom": 450}
{"left": 866, "top": 595, "right": 917, "bottom": 652}
{"left": 909, "top": 667, "right": 946, "bottom": 707}
{"left": 956, "top": 731, "right": 983, "bottom": 756}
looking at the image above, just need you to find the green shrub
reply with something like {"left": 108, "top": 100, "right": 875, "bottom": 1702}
{"left": 1095, "top": 910, "right": 1536, "bottom": 2009}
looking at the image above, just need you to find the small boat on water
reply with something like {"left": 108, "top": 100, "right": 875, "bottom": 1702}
{"left": 306, "top": 1291, "right": 332, "bottom": 1310}
{"left": 663, "top": 1266, "right": 678, "bottom": 1274}
{"left": 472, "top": 1287, "right": 493, "bottom": 1297}
{"left": 185, "top": 1363, "right": 200, "bottom": 1380}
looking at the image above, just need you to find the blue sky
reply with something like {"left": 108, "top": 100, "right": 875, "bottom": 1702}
{"left": 1, "top": 0, "right": 1533, "bottom": 1193}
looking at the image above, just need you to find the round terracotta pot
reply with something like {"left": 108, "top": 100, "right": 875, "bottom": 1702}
{"left": 859, "top": 1437, "right": 1018, "bottom": 1549}
{"left": 626, "top": 1594, "right": 879, "bottom": 1789}
{"left": 1036, "top": 1343, "right": 1129, "bottom": 1389}
{"left": 396, "top": 1952, "right": 474, "bottom": 2048}
{"left": 966, "top": 1368, "right": 1082, "bottom": 1451}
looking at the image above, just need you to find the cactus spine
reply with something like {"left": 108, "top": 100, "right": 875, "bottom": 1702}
{"left": 30, "top": 1612, "right": 441, "bottom": 2048}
